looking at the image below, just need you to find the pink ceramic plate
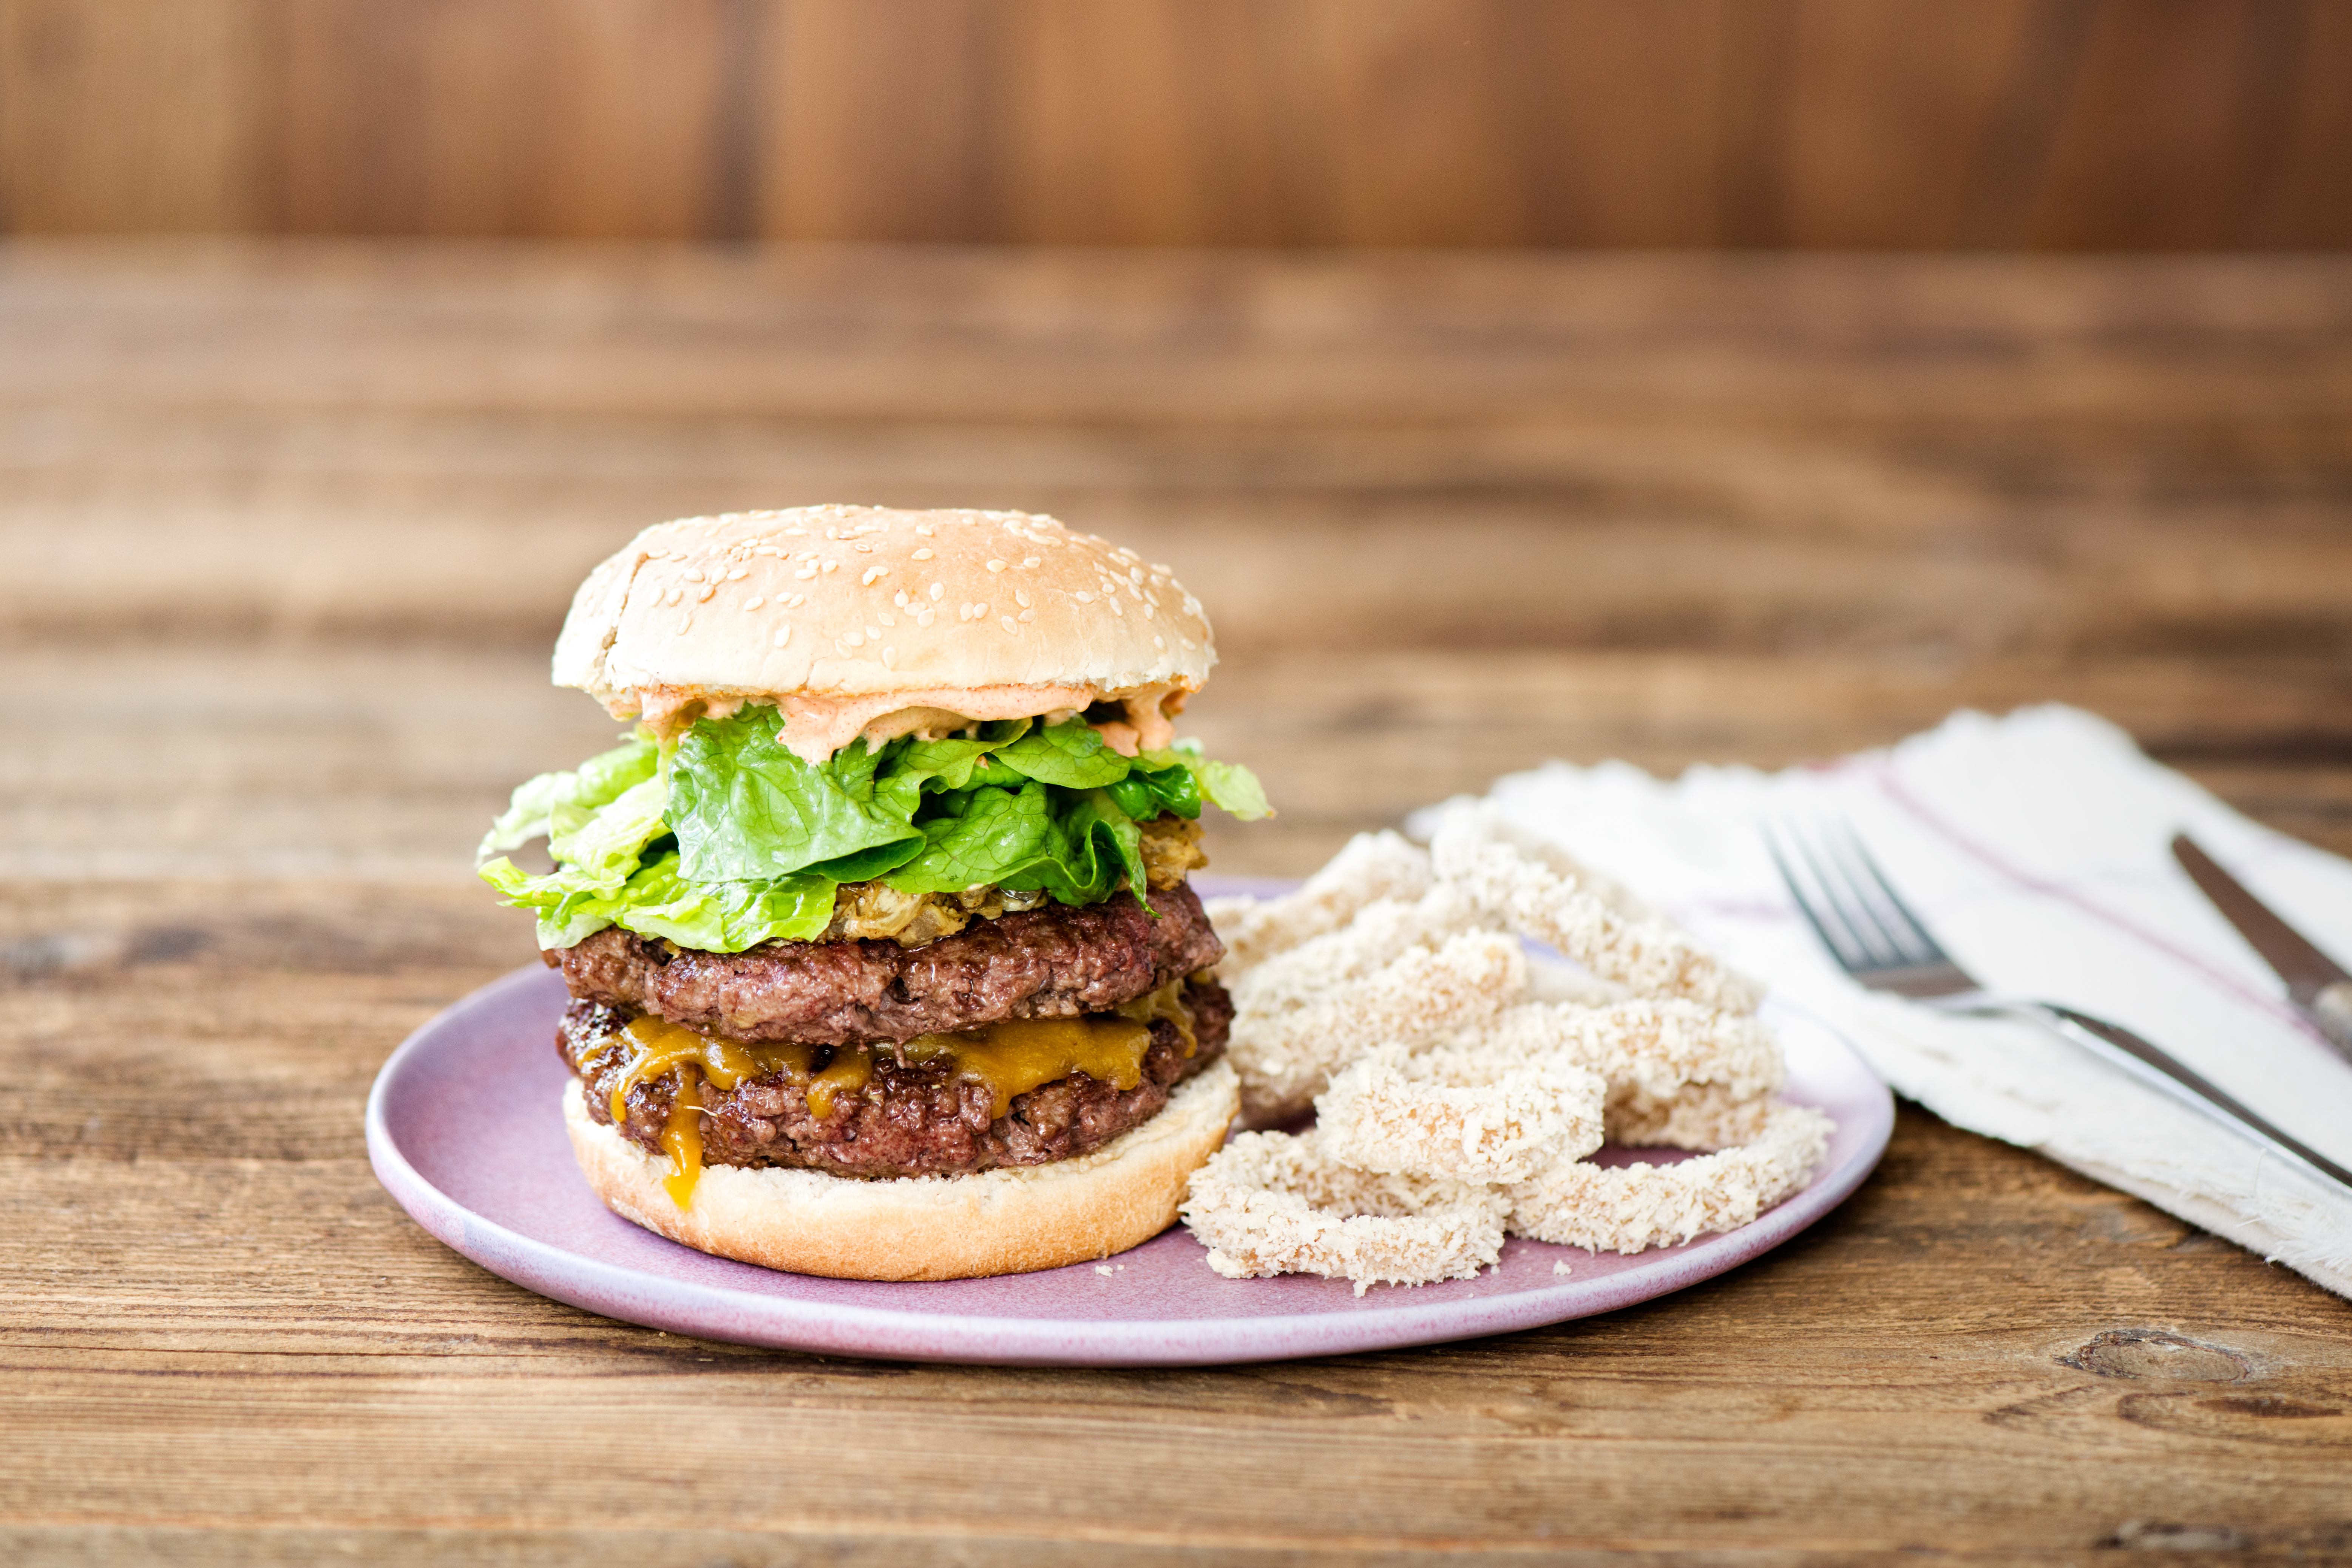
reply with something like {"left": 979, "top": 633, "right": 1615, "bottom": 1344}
{"left": 368, "top": 884, "right": 1892, "bottom": 1366}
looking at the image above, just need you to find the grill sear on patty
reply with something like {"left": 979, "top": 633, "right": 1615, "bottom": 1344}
{"left": 548, "top": 882, "right": 1225, "bottom": 1046}
{"left": 561, "top": 978, "right": 1233, "bottom": 1180}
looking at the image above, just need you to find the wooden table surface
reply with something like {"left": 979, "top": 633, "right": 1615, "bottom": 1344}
{"left": 5, "top": 241, "right": 2350, "bottom": 1564}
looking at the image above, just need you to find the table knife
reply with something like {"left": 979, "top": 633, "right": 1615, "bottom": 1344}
{"left": 2172, "top": 833, "right": 2352, "bottom": 1063}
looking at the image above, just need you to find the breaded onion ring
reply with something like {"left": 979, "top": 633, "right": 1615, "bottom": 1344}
{"left": 1505, "top": 1103, "right": 1834, "bottom": 1254}
{"left": 1430, "top": 812, "right": 1761, "bottom": 1015}
{"left": 1483, "top": 999, "right": 1784, "bottom": 1113}
{"left": 1317, "top": 1045, "right": 1605, "bottom": 1184}
{"left": 1203, "top": 830, "right": 1435, "bottom": 977}
{"left": 1227, "top": 886, "right": 1483, "bottom": 1019}
{"left": 1187, "top": 821, "right": 1832, "bottom": 1289}
{"left": 1180, "top": 1129, "right": 1510, "bottom": 1295}
{"left": 1229, "top": 930, "right": 1526, "bottom": 1127}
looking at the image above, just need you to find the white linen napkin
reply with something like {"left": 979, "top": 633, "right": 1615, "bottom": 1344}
{"left": 1408, "top": 705, "right": 2352, "bottom": 1300}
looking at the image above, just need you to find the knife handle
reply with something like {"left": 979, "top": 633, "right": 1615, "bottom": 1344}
{"left": 2312, "top": 982, "right": 2352, "bottom": 1060}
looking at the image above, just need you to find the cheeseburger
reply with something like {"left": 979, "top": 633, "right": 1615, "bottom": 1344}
{"left": 479, "top": 506, "right": 1266, "bottom": 1279}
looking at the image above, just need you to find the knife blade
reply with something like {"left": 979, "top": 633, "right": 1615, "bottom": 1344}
{"left": 2172, "top": 832, "right": 2352, "bottom": 1061}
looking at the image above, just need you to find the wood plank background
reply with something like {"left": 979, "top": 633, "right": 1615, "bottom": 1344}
{"left": 7, "top": 241, "right": 2351, "bottom": 881}
{"left": 2, "top": 0, "right": 2348, "bottom": 247}
{"left": 7, "top": 243, "right": 2352, "bottom": 1559}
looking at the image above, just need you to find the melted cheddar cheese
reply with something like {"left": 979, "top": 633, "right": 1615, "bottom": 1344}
{"left": 607, "top": 994, "right": 1189, "bottom": 1209}
{"left": 901, "top": 1017, "right": 1151, "bottom": 1119}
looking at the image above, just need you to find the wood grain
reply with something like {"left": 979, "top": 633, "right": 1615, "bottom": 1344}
{"left": 4, "top": 243, "right": 2351, "bottom": 1562}
{"left": 3, "top": 882, "right": 2348, "bottom": 1557}
{"left": 4, "top": 1, "right": 2351, "bottom": 245}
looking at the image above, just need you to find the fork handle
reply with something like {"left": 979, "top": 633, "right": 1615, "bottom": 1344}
{"left": 2032, "top": 1003, "right": 2352, "bottom": 1195}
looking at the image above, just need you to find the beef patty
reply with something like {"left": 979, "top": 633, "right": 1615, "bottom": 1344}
{"left": 561, "top": 978, "right": 1233, "bottom": 1180}
{"left": 550, "top": 881, "right": 1224, "bottom": 1046}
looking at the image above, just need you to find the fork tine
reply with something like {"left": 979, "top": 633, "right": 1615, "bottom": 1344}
{"left": 1826, "top": 821, "right": 1953, "bottom": 967}
{"left": 1784, "top": 819, "right": 1909, "bottom": 969}
{"left": 1763, "top": 823, "right": 1868, "bottom": 971}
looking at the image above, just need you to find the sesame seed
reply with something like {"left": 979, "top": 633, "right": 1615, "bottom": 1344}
{"left": 915, "top": 609, "right": 934, "bottom": 628}
{"left": 775, "top": 626, "right": 793, "bottom": 648}
{"left": 684, "top": 569, "right": 705, "bottom": 583}
{"left": 746, "top": 596, "right": 766, "bottom": 610}
{"left": 987, "top": 559, "right": 1007, "bottom": 573}
{"left": 999, "top": 616, "right": 1017, "bottom": 634}
{"left": 845, "top": 630, "right": 865, "bottom": 647}
{"left": 974, "top": 602, "right": 987, "bottom": 617}
{"left": 754, "top": 545, "right": 778, "bottom": 556}
{"left": 794, "top": 567, "right": 817, "bottom": 580}
{"left": 1022, "top": 557, "right": 1040, "bottom": 568}
{"left": 697, "top": 585, "right": 716, "bottom": 602}
{"left": 1019, "top": 608, "right": 1037, "bottom": 623}
{"left": 883, "top": 646, "right": 896, "bottom": 667}
{"left": 1129, "top": 567, "right": 1144, "bottom": 583}
{"left": 825, "top": 527, "right": 840, "bottom": 540}
{"left": 893, "top": 590, "right": 909, "bottom": 608}
{"left": 822, "top": 560, "right": 839, "bottom": 573}
{"left": 879, "top": 612, "right": 894, "bottom": 627}
{"left": 914, "top": 523, "right": 934, "bottom": 536}
{"left": 866, "top": 624, "right": 880, "bottom": 638}
{"left": 663, "top": 586, "right": 683, "bottom": 607}
{"left": 912, "top": 548, "right": 934, "bottom": 561}
{"left": 853, "top": 541, "right": 873, "bottom": 553}
{"left": 1153, "top": 635, "right": 1164, "bottom": 648}
{"left": 862, "top": 566, "right": 887, "bottom": 586}
{"left": 1107, "top": 598, "right": 1123, "bottom": 616}
{"left": 1014, "top": 590, "right": 1030, "bottom": 607}
{"left": 1074, "top": 590, "right": 1094, "bottom": 603}
{"left": 1141, "top": 603, "right": 1154, "bottom": 619}
{"left": 928, "top": 583, "right": 945, "bottom": 601}
{"left": 1179, "top": 637, "right": 1194, "bottom": 651}
{"left": 727, "top": 568, "right": 749, "bottom": 580}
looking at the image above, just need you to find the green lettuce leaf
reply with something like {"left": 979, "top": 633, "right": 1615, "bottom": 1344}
{"left": 668, "top": 709, "right": 920, "bottom": 882}
{"left": 545, "top": 775, "right": 671, "bottom": 889}
{"left": 1193, "top": 758, "right": 1273, "bottom": 821}
{"left": 480, "top": 708, "right": 1272, "bottom": 949}
{"left": 476, "top": 733, "right": 658, "bottom": 862}
{"left": 879, "top": 781, "right": 1143, "bottom": 904}
{"left": 986, "top": 721, "right": 1134, "bottom": 789}
{"left": 482, "top": 852, "right": 835, "bottom": 953}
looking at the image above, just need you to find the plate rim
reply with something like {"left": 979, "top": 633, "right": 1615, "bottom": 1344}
{"left": 367, "top": 911, "right": 1893, "bottom": 1366}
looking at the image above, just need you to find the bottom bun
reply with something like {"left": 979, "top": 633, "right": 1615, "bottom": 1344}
{"left": 562, "top": 1060, "right": 1240, "bottom": 1280}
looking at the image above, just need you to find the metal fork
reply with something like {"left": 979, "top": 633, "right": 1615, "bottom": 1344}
{"left": 1765, "top": 818, "right": 2352, "bottom": 1194}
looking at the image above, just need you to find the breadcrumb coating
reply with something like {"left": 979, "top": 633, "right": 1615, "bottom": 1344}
{"left": 1229, "top": 929, "right": 1524, "bottom": 1126}
{"left": 1180, "top": 1129, "right": 1509, "bottom": 1296}
{"left": 1429, "top": 810, "right": 1762, "bottom": 1015}
{"left": 1187, "top": 816, "right": 1834, "bottom": 1290}
{"left": 1201, "top": 829, "right": 1434, "bottom": 973}
{"left": 1505, "top": 1103, "right": 1834, "bottom": 1253}
{"left": 1482, "top": 999, "right": 1785, "bottom": 1110}
{"left": 1318, "top": 1045, "right": 1605, "bottom": 1184}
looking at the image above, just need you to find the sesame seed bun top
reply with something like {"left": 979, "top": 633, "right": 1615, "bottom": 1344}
{"left": 552, "top": 506, "right": 1217, "bottom": 759}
